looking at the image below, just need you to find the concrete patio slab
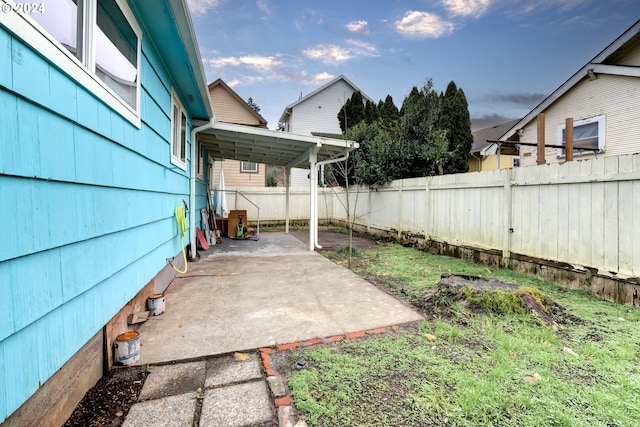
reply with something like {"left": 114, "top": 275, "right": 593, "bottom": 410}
{"left": 135, "top": 232, "right": 422, "bottom": 366}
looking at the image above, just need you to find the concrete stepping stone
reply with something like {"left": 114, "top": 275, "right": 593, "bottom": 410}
{"left": 122, "top": 392, "right": 196, "bottom": 427}
{"left": 139, "top": 361, "right": 205, "bottom": 401}
{"left": 205, "top": 352, "right": 262, "bottom": 387}
{"left": 200, "top": 381, "right": 273, "bottom": 427}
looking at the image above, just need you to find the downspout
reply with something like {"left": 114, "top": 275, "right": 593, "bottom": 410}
{"left": 189, "top": 120, "right": 215, "bottom": 260}
{"left": 313, "top": 149, "right": 351, "bottom": 249}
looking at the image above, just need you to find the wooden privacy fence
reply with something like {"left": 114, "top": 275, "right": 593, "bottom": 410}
{"left": 224, "top": 153, "right": 640, "bottom": 303}
{"left": 347, "top": 153, "right": 639, "bottom": 277}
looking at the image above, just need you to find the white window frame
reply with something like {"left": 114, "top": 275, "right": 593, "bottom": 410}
{"left": 4, "top": 0, "right": 142, "bottom": 127}
{"left": 171, "top": 91, "right": 188, "bottom": 170}
{"left": 241, "top": 161, "right": 258, "bottom": 173}
{"left": 556, "top": 114, "right": 606, "bottom": 158}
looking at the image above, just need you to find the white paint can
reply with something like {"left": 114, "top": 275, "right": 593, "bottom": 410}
{"left": 147, "top": 293, "right": 165, "bottom": 316}
{"left": 114, "top": 331, "right": 140, "bottom": 366}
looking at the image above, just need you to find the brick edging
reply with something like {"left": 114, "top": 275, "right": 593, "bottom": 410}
{"left": 258, "top": 324, "right": 401, "bottom": 417}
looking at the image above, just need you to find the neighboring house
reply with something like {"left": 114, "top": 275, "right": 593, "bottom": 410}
{"left": 279, "top": 74, "right": 372, "bottom": 186}
{"left": 208, "top": 78, "right": 269, "bottom": 187}
{"left": 469, "top": 119, "right": 520, "bottom": 171}
{"left": 0, "top": 1, "right": 212, "bottom": 424}
{"left": 484, "top": 19, "right": 640, "bottom": 166}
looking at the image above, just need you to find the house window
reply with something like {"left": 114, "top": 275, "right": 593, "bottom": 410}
{"left": 557, "top": 115, "right": 605, "bottom": 157}
{"left": 241, "top": 161, "right": 258, "bottom": 173}
{"left": 95, "top": 0, "right": 138, "bottom": 109}
{"left": 172, "top": 93, "right": 187, "bottom": 169}
{"left": 29, "top": 0, "right": 140, "bottom": 118}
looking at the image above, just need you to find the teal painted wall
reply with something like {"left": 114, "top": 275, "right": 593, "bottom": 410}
{"left": 0, "top": 12, "right": 208, "bottom": 421}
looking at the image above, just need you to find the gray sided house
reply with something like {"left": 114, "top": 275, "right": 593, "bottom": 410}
{"left": 279, "top": 74, "right": 372, "bottom": 186}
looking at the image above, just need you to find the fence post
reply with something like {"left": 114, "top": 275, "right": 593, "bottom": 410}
{"left": 366, "top": 187, "right": 371, "bottom": 233}
{"left": 502, "top": 168, "right": 513, "bottom": 266}
{"left": 565, "top": 118, "right": 574, "bottom": 161}
{"left": 424, "top": 177, "right": 431, "bottom": 240}
{"left": 397, "top": 180, "right": 403, "bottom": 239}
{"left": 537, "top": 113, "right": 546, "bottom": 165}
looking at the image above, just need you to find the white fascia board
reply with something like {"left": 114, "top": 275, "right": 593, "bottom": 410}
{"left": 591, "top": 64, "right": 640, "bottom": 78}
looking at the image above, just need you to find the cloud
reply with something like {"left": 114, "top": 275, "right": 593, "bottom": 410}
{"left": 303, "top": 40, "right": 378, "bottom": 64}
{"left": 346, "top": 39, "right": 378, "bottom": 57}
{"left": 186, "top": 0, "right": 222, "bottom": 16}
{"left": 203, "top": 52, "right": 333, "bottom": 88}
{"left": 303, "top": 44, "right": 353, "bottom": 63}
{"left": 306, "top": 72, "right": 335, "bottom": 85}
{"left": 471, "top": 114, "right": 519, "bottom": 131}
{"left": 441, "top": 0, "right": 490, "bottom": 18}
{"left": 346, "top": 20, "right": 368, "bottom": 33}
{"left": 208, "top": 54, "right": 286, "bottom": 71}
{"left": 488, "top": 92, "right": 547, "bottom": 107}
{"left": 256, "top": 0, "right": 271, "bottom": 16}
{"left": 394, "top": 11, "right": 455, "bottom": 39}
{"left": 503, "top": 0, "right": 590, "bottom": 15}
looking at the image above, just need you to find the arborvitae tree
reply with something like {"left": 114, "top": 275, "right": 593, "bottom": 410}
{"left": 337, "top": 91, "right": 366, "bottom": 133}
{"left": 439, "top": 81, "right": 473, "bottom": 174}
{"left": 396, "top": 80, "right": 442, "bottom": 178}
{"left": 378, "top": 95, "right": 399, "bottom": 126}
{"left": 246, "top": 97, "right": 261, "bottom": 113}
{"left": 364, "top": 99, "right": 380, "bottom": 124}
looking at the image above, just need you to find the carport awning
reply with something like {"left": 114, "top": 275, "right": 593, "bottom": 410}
{"left": 195, "top": 121, "right": 358, "bottom": 168}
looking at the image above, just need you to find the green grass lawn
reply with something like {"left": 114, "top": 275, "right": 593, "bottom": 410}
{"left": 285, "top": 243, "right": 640, "bottom": 427}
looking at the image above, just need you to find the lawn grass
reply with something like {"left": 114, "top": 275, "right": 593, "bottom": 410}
{"left": 285, "top": 243, "right": 640, "bottom": 427}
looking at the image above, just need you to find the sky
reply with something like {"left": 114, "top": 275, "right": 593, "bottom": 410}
{"left": 187, "top": 0, "right": 640, "bottom": 131}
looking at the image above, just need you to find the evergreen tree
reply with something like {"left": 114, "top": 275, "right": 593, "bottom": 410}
{"left": 246, "top": 97, "right": 261, "bottom": 113}
{"left": 378, "top": 95, "right": 399, "bottom": 125}
{"left": 364, "top": 99, "right": 380, "bottom": 124}
{"left": 337, "top": 91, "right": 366, "bottom": 133}
{"left": 396, "top": 81, "right": 442, "bottom": 178}
{"left": 439, "top": 81, "right": 473, "bottom": 174}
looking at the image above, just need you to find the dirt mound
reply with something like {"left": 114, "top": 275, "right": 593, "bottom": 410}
{"left": 415, "top": 274, "right": 577, "bottom": 327}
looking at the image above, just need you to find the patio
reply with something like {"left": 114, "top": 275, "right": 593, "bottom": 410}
{"left": 134, "top": 231, "right": 422, "bottom": 366}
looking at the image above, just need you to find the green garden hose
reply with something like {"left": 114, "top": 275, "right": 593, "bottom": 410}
{"left": 172, "top": 206, "right": 188, "bottom": 274}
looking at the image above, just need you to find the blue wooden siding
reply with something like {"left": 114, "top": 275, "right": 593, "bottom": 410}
{"left": 0, "top": 13, "right": 208, "bottom": 422}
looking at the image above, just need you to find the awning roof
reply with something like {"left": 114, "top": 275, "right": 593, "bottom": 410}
{"left": 195, "top": 121, "right": 358, "bottom": 168}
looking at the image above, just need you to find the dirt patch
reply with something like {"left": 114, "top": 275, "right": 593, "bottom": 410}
{"left": 64, "top": 367, "right": 148, "bottom": 427}
{"left": 291, "top": 230, "right": 380, "bottom": 252}
{"left": 415, "top": 274, "right": 581, "bottom": 327}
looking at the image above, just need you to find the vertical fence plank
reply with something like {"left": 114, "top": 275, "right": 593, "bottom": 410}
{"left": 603, "top": 157, "right": 620, "bottom": 272}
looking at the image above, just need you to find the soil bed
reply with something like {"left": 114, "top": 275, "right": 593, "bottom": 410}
{"left": 64, "top": 367, "right": 148, "bottom": 427}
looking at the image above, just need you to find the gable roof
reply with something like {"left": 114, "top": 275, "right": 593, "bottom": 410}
{"left": 278, "top": 74, "right": 373, "bottom": 123}
{"left": 471, "top": 119, "right": 520, "bottom": 155}
{"left": 208, "top": 78, "right": 268, "bottom": 127}
{"left": 482, "top": 19, "right": 640, "bottom": 156}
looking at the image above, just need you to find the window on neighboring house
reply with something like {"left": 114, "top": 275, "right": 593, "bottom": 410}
{"left": 172, "top": 94, "right": 187, "bottom": 169}
{"left": 557, "top": 115, "right": 605, "bottom": 157}
{"left": 241, "top": 161, "right": 258, "bottom": 173}
{"left": 30, "top": 0, "right": 140, "bottom": 118}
